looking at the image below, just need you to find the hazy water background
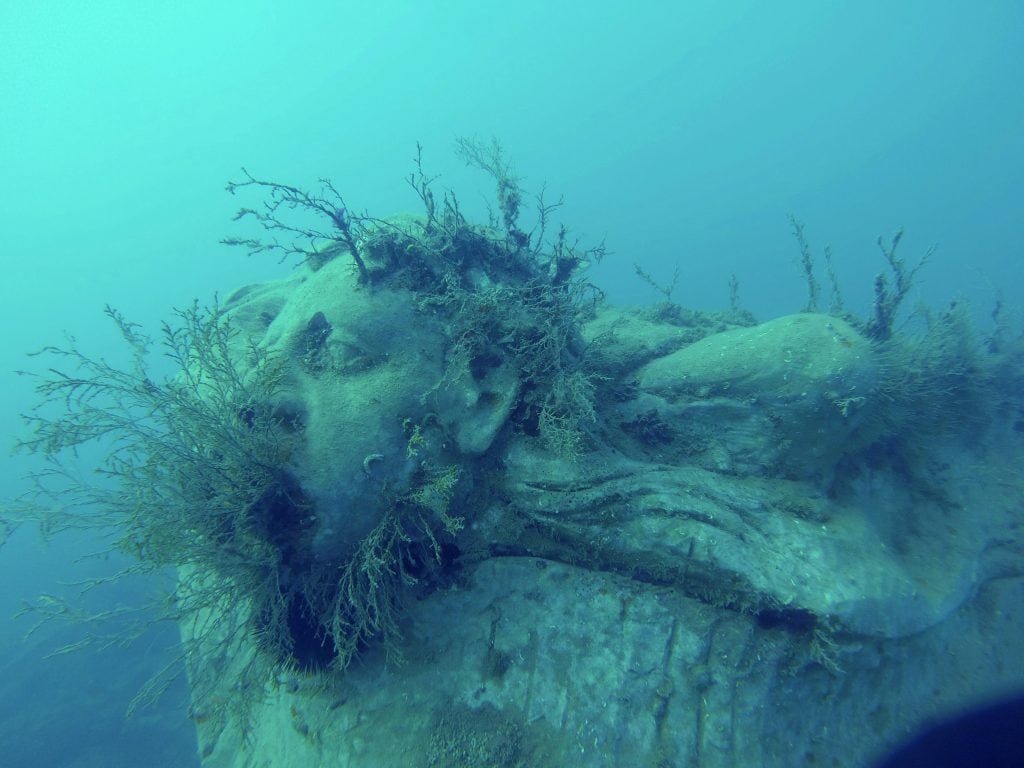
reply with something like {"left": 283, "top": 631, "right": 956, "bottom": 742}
{"left": 1, "top": 2, "right": 1021, "bottom": 765}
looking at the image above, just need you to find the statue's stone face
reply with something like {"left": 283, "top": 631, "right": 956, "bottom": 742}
{"left": 224, "top": 257, "right": 518, "bottom": 564}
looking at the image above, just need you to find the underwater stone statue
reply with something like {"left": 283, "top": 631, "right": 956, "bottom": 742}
{"left": 185, "top": 253, "right": 1023, "bottom": 768}
{"left": 14, "top": 144, "right": 1024, "bottom": 767}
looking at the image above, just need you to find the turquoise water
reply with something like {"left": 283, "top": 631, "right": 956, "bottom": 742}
{"left": 1, "top": 2, "right": 1021, "bottom": 765}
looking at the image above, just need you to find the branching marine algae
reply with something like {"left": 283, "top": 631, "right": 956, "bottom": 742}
{"left": 14, "top": 139, "right": 602, "bottom": 722}
{"left": 11, "top": 142, "right": 1024, "bottom": 766}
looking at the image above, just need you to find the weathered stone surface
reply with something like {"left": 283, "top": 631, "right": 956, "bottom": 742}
{"left": 221, "top": 258, "right": 519, "bottom": 562}
{"left": 582, "top": 305, "right": 755, "bottom": 377}
{"left": 187, "top": 302, "right": 1024, "bottom": 768}
{"left": 193, "top": 551, "right": 1024, "bottom": 767}
{"left": 635, "top": 313, "right": 881, "bottom": 482}
{"left": 640, "top": 313, "right": 872, "bottom": 401}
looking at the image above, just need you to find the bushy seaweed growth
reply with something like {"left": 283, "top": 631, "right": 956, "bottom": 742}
{"left": 17, "top": 303, "right": 291, "bottom": 566}
{"left": 787, "top": 217, "right": 929, "bottom": 336}
{"left": 453, "top": 136, "right": 530, "bottom": 250}
{"left": 222, "top": 170, "right": 369, "bottom": 279}
{"left": 789, "top": 215, "right": 825, "bottom": 313}
{"left": 431, "top": 139, "right": 604, "bottom": 457}
{"left": 13, "top": 306, "right": 471, "bottom": 735}
{"left": 11, "top": 140, "right": 606, "bottom": 729}
{"left": 865, "top": 229, "right": 932, "bottom": 342}
{"left": 225, "top": 138, "right": 606, "bottom": 458}
{"left": 876, "top": 300, "right": 993, "bottom": 441}
{"left": 15, "top": 303, "right": 300, "bottom": 713}
{"left": 785, "top": 218, "right": 1010, "bottom": 488}
{"left": 789, "top": 214, "right": 850, "bottom": 315}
